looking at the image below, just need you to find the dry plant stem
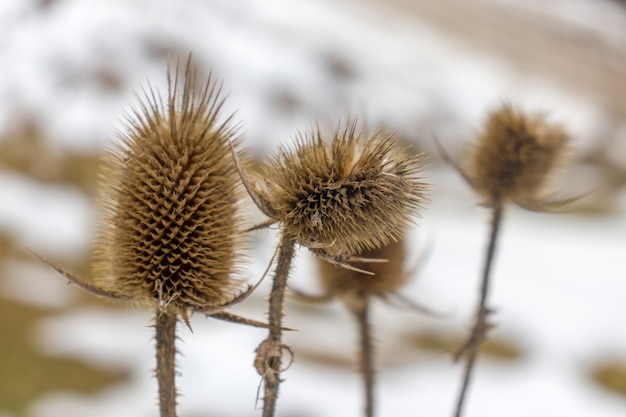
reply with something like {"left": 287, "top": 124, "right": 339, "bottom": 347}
{"left": 156, "top": 311, "right": 178, "bottom": 417}
{"left": 454, "top": 201, "right": 504, "bottom": 417}
{"left": 258, "top": 231, "right": 296, "bottom": 417}
{"left": 354, "top": 300, "right": 375, "bottom": 417}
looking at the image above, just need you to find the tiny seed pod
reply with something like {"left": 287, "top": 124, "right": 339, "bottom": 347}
{"left": 467, "top": 104, "right": 568, "bottom": 207}
{"left": 255, "top": 120, "right": 429, "bottom": 259}
{"left": 92, "top": 57, "right": 245, "bottom": 314}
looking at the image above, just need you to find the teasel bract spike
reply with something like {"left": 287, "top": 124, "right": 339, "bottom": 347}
{"left": 92, "top": 55, "right": 250, "bottom": 317}
{"left": 235, "top": 118, "right": 430, "bottom": 417}
{"left": 34, "top": 55, "right": 261, "bottom": 417}
{"left": 295, "top": 233, "right": 440, "bottom": 417}
{"left": 466, "top": 103, "right": 569, "bottom": 209}
{"left": 257, "top": 119, "right": 429, "bottom": 260}
{"left": 450, "top": 104, "right": 571, "bottom": 417}
{"left": 316, "top": 239, "right": 407, "bottom": 309}
{"left": 316, "top": 238, "right": 421, "bottom": 417}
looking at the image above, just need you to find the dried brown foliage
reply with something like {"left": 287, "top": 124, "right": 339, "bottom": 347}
{"left": 237, "top": 119, "right": 429, "bottom": 417}
{"left": 451, "top": 104, "right": 570, "bottom": 417}
{"left": 34, "top": 56, "right": 258, "bottom": 417}
{"left": 465, "top": 104, "right": 568, "bottom": 208}
{"left": 92, "top": 57, "right": 246, "bottom": 315}
{"left": 253, "top": 120, "right": 428, "bottom": 258}
{"left": 317, "top": 239, "right": 407, "bottom": 311}
{"left": 314, "top": 239, "right": 409, "bottom": 417}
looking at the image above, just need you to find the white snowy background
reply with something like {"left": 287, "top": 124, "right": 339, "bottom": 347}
{"left": 1, "top": 0, "right": 626, "bottom": 416}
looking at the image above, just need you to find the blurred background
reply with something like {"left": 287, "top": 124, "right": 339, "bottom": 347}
{"left": 1, "top": 0, "right": 626, "bottom": 416}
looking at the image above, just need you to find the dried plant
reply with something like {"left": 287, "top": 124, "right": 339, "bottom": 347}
{"left": 296, "top": 236, "right": 430, "bottom": 417}
{"left": 442, "top": 104, "right": 570, "bottom": 417}
{"left": 233, "top": 120, "right": 429, "bottom": 417}
{"left": 33, "top": 56, "right": 264, "bottom": 417}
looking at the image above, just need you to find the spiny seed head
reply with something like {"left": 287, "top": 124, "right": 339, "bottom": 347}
{"left": 256, "top": 120, "right": 428, "bottom": 257}
{"left": 317, "top": 239, "right": 407, "bottom": 310}
{"left": 467, "top": 104, "right": 568, "bottom": 207}
{"left": 92, "top": 58, "right": 245, "bottom": 313}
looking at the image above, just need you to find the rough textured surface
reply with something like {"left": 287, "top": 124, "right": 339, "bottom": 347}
{"left": 92, "top": 59, "right": 245, "bottom": 313}
{"left": 257, "top": 121, "right": 428, "bottom": 257}
{"left": 467, "top": 104, "right": 568, "bottom": 207}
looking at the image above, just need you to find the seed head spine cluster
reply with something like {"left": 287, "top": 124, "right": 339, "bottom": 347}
{"left": 34, "top": 56, "right": 576, "bottom": 417}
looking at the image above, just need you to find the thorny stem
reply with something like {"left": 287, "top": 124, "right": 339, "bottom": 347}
{"left": 155, "top": 310, "right": 178, "bottom": 417}
{"left": 453, "top": 202, "right": 504, "bottom": 417}
{"left": 256, "top": 231, "right": 296, "bottom": 417}
{"left": 354, "top": 299, "right": 375, "bottom": 417}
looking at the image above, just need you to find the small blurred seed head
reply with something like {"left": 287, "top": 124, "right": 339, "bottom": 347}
{"left": 93, "top": 58, "right": 245, "bottom": 313}
{"left": 257, "top": 120, "right": 428, "bottom": 257}
{"left": 317, "top": 239, "right": 407, "bottom": 311}
{"left": 467, "top": 104, "right": 568, "bottom": 207}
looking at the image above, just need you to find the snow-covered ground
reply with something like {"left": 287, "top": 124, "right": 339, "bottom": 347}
{"left": 1, "top": 0, "right": 625, "bottom": 416}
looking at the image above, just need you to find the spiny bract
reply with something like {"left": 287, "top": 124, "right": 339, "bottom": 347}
{"left": 257, "top": 121, "right": 428, "bottom": 257}
{"left": 317, "top": 239, "right": 407, "bottom": 311}
{"left": 92, "top": 59, "right": 245, "bottom": 313}
{"left": 467, "top": 104, "right": 568, "bottom": 207}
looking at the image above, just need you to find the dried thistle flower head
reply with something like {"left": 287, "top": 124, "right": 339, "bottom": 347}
{"left": 255, "top": 120, "right": 428, "bottom": 258}
{"left": 317, "top": 239, "right": 407, "bottom": 311}
{"left": 467, "top": 104, "right": 568, "bottom": 207}
{"left": 92, "top": 58, "right": 245, "bottom": 314}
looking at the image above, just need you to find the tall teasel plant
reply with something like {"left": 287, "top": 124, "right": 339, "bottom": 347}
{"left": 442, "top": 104, "right": 572, "bottom": 417}
{"left": 233, "top": 120, "right": 429, "bottom": 417}
{"left": 34, "top": 56, "right": 266, "bottom": 417}
{"left": 297, "top": 236, "right": 429, "bottom": 417}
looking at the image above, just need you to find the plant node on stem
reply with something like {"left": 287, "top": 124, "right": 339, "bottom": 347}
{"left": 443, "top": 104, "right": 571, "bottom": 417}
{"left": 254, "top": 231, "right": 296, "bottom": 417}
{"left": 236, "top": 120, "right": 429, "bottom": 417}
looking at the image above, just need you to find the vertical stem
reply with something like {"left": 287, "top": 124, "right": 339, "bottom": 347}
{"left": 258, "top": 231, "right": 296, "bottom": 417}
{"left": 453, "top": 203, "right": 504, "bottom": 417}
{"left": 478, "top": 204, "right": 503, "bottom": 310}
{"left": 155, "top": 310, "right": 178, "bottom": 417}
{"left": 354, "top": 299, "right": 375, "bottom": 417}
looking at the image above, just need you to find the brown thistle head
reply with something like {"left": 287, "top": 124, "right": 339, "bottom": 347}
{"left": 466, "top": 104, "right": 568, "bottom": 208}
{"left": 253, "top": 120, "right": 429, "bottom": 259}
{"left": 317, "top": 238, "right": 407, "bottom": 311}
{"left": 92, "top": 57, "right": 245, "bottom": 315}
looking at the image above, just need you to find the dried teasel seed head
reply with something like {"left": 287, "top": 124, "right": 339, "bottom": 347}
{"left": 92, "top": 57, "right": 245, "bottom": 314}
{"left": 256, "top": 120, "right": 429, "bottom": 257}
{"left": 467, "top": 104, "right": 568, "bottom": 207}
{"left": 317, "top": 239, "right": 407, "bottom": 311}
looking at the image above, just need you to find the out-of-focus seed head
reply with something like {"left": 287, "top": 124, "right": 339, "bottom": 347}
{"left": 467, "top": 104, "right": 568, "bottom": 207}
{"left": 317, "top": 239, "right": 407, "bottom": 311}
{"left": 92, "top": 57, "right": 245, "bottom": 314}
{"left": 256, "top": 120, "right": 428, "bottom": 258}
